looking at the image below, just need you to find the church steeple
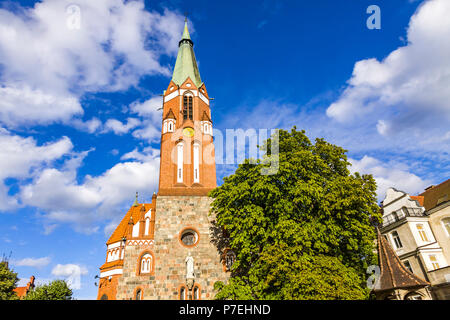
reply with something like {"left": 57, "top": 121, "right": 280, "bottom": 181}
{"left": 159, "top": 18, "right": 215, "bottom": 196}
{"left": 171, "top": 19, "right": 202, "bottom": 87}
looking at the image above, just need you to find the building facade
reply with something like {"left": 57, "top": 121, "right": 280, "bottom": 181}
{"left": 379, "top": 179, "right": 450, "bottom": 299}
{"left": 96, "top": 20, "right": 229, "bottom": 300}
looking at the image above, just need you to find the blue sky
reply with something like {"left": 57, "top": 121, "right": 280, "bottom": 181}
{"left": 0, "top": 0, "right": 449, "bottom": 299}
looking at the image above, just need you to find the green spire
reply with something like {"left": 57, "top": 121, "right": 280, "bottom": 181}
{"left": 133, "top": 192, "right": 139, "bottom": 207}
{"left": 171, "top": 19, "right": 202, "bottom": 87}
{"left": 181, "top": 18, "right": 191, "bottom": 40}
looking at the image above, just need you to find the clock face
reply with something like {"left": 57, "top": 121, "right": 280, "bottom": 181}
{"left": 183, "top": 127, "right": 194, "bottom": 137}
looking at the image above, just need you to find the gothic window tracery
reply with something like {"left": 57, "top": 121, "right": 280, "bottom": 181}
{"left": 139, "top": 253, "right": 153, "bottom": 274}
{"left": 183, "top": 94, "right": 193, "bottom": 120}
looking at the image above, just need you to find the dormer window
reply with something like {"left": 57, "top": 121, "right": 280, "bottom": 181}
{"left": 183, "top": 94, "right": 193, "bottom": 120}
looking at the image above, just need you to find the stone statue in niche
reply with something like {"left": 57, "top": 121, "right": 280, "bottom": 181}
{"left": 185, "top": 252, "right": 195, "bottom": 279}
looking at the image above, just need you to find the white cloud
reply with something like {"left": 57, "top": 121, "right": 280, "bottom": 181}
{"left": 20, "top": 148, "right": 160, "bottom": 234}
{"left": 0, "top": 0, "right": 185, "bottom": 128}
{"left": 14, "top": 257, "right": 51, "bottom": 268}
{"left": 326, "top": 0, "right": 450, "bottom": 140}
{"left": 103, "top": 118, "right": 141, "bottom": 135}
{"left": 121, "top": 146, "right": 160, "bottom": 162}
{"left": 72, "top": 117, "right": 102, "bottom": 134}
{"left": 129, "top": 96, "right": 163, "bottom": 142}
{"left": 349, "top": 155, "right": 431, "bottom": 200}
{"left": 51, "top": 263, "right": 88, "bottom": 290}
{"left": 0, "top": 85, "right": 83, "bottom": 128}
{"left": 130, "top": 95, "right": 163, "bottom": 118}
{"left": 0, "top": 129, "right": 73, "bottom": 210}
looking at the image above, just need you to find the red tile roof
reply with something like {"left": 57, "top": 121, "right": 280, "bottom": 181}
{"left": 106, "top": 202, "right": 154, "bottom": 245}
{"left": 374, "top": 229, "right": 429, "bottom": 292}
{"left": 419, "top": 179, "right": 450, "bottom": 210}
{"left": 410, "top": 196, "right": 424, "bottom": 206}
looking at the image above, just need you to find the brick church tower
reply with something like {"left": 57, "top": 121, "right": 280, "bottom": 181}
{"left": 96, "top": 20, "right": 229, "bottom": 300}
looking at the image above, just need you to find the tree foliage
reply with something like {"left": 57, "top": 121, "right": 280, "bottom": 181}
{"left": 24, "top": 280, "right": 73, "bottom": 300}
{"left": 0, "top": 260, "right": 19, "bottom": 300}
{"left": 210, "top": 127, "right": 380, "bottom": 300}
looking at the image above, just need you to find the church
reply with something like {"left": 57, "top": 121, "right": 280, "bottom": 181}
{"left": 96, "top": 19, "right": 230, "bottom": 300}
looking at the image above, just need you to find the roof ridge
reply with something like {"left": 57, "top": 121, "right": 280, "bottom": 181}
{"left": 375, "top": 229, "right": 429, "bottom": 292}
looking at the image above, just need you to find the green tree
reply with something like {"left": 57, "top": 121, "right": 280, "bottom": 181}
{"left": 24, "top": 280, "right": 73, "bottom": 300}
{"left": 0, "top": 260, "right": 19, "bottom": 300}
{"left": 210, "top": 127, "right": 380, "bottom": 300}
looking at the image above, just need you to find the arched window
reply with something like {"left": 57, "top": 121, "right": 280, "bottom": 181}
{"left": 417, "top": 224, "right": 429, "bottom": 242}
{"left": 100, "top": 294, "right": 108, "bottom": 300}
{"left": 442, "top": 217, "right": 450, "bottom": 237}
{"left": 193, "top": 142, "right": 200, "bottom": 183}
{"left": 179, "top": 286, "right": 186, "bottom": 300}
{"left": 135, "top": 289, "right": 142, "bottom": 300}
{"left": 177, "top": 142, "right": 183, "bottom": 183}
{"left": 193, "top": 286, "right": 200, "bottom": 300}
{"left": 183, "top": 94, "right": 193, "bottom": 120}
{"left": 140, "top": 253, "right": 153, "bottom": 274}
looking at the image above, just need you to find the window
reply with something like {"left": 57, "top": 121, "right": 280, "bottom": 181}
{"left": 225, "top": 250, "right": 236, "bottom": 271}
{"left": 403, "top": 260, "right": 413, "bottom": 273}
{"left": 180, "top": 229, "right": 198, "bottom": 246}
{"left": 391, "top": 231, "right": 403, "bottom": 249}
{"left": 417, "top": 224, "right": 429, "bottom": 242}
{"left": 100, "top": 294, "right": 108, "bottom": 300}
{"left": 193, "top": 143, "right": 200, "bottom": 183}
{"left": 183, "top": 95, "right": 193, "bottom": 120}
{"left": 177, "top": 142, "right": 183, "bottom": 183}
{"left": 429, "top": 255, "right": 440, "bottom": 270}
{"left": 140, "top": 253, "right": 153, "bottom": 274}
{"left": 193, "top": 286, "right": 200, "bottom": 300}
{"left": 135, "top": 289, "right": 142, "bottom": 300}
{"left": 442, "top": 218, "right": 450, "bottom": 237}
{"left": 405, "top": 292, "right": 422, "bottom": 300}
{"left": 179, "top": 286, "right": 186, "bottom": 300}
{"left": 145, "top": 218, "right": 150, "bottom": 236}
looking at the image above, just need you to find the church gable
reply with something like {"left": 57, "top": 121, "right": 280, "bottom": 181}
{"left": 107, "top": 202, "right": 154, "bottom": 245}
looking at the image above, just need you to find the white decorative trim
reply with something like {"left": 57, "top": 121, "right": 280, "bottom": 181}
{"left": 126, "top": 239, "right": 154, "bottom": 246}
{"left": 107, "top": 242, "right": 121, "bottom": 250}
{"left": 199, "top": 92, "right": 209, "bottom": 105}
{"left": 132, "top": 221, "right": 140, "bottom": 238}
{"left": 164, "top": 89, "right": 210, "bottom": 106}
{"left": 164, "top": 90, "right": 179, "bottom": 103}
{"left": 177, "top": 142, "right": 183, "bottom": 183}
{"left": 193, "top": 142, "right": 200, "bottom": 183}
{"left": 145, "top": 218, "right": 150, "bottom": 236}
{"left": 100, "top": 268, "right": 123, "bottom": 278}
